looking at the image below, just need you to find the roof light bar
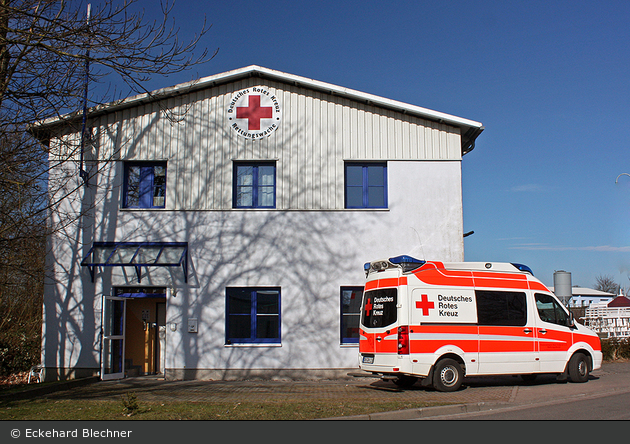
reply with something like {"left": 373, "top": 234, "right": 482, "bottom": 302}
{"left": 511, "top": 263, "right": 534, "bottom": 275}
{"left": 389, "top": 255, "right": 426, "bottom": 273}
{"left": 363, "top": 259, "right": 392, "bottom": 277}
{"left": 364, "top": 262, "right": 371, "bottom": 277}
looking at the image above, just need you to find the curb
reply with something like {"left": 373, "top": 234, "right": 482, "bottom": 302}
{"left": 324, "top": 402, "right": 508, "bottom": 420}
{"left": 0, "top": 377, "right": 100, "bottom": 402}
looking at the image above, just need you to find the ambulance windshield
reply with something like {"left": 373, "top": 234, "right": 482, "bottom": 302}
{"left": 361, "top": 289, "right": 397, "bottom": 328}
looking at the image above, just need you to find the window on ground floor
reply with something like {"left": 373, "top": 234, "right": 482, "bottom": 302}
{"left": 341, "top": 286, "right": 363, "bottom": 344}
{"left": 226, "top": 287, "right": 281, "bottom": 344}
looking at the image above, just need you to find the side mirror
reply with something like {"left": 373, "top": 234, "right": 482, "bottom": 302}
{"left": 568, "top": 311, "right": 576, "bottom": 328}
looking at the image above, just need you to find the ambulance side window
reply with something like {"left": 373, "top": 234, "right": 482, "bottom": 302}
{"left": 475, "top": 290, "right": 527, "bottom": 326}
{"left": 535, "top": 293, "right": 571, "bottom": 327}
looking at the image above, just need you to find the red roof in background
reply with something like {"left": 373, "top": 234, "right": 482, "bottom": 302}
{"left": 608, "top": 295, "right": 630, "bottom": 307}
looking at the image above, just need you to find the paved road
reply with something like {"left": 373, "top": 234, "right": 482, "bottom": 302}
{"left": 413, "top": 360, "right": 630, "bottom": 420}
{"left": 339, "top": 360, "right": 630, "bottom": 419}
{"left": 443, "top": 390, "right": 630, "bottom": 420}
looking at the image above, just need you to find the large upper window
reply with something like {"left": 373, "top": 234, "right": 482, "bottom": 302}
{"left": 123, "top": 162, "right": 166, "bottom": 209}
{"left": 340, "top": 287, "right": 363, "bottom": 344}
{"left": 233, "top": 162, "right": 276, "bottom": 208}
{"left": 345, "top": 163, "right": 387, "bottom": 209}
{"left": 226, "top": 287, "right": 280, "bottom": 344}
{"left": 475, "top": 290, "right": 527, "bottom": 326}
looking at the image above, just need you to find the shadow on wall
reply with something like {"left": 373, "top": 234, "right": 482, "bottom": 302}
{"left": 42, "top": 80, "right": 408, "bottom": 379}
{"left": 172, "top": 210, "right": 374, "bottom": 377}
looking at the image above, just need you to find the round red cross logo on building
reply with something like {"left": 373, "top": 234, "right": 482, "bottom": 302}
{"left": 227, "top": 86, "right": 281, "bottom": 139}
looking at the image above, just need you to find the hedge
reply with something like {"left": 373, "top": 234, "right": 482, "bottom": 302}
{"left": 601, "top": 337, "right": 630, "bottom": 361}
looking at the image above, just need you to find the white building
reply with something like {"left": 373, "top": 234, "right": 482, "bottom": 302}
{"left": 34, "top": 66, "right": 483, "bottom": 381}
{"left": 548, "top": 287, "right": 615, "bottom": 308}
{"left": 582, "top": 294, "right": 630, "bottom": 339}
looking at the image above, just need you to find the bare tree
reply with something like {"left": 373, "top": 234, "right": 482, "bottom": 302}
{"left": 594, "top": 275, "right": 620, "bottom": 296}
{"left": 0, "top": 0, "right": 215, "bottom": 374}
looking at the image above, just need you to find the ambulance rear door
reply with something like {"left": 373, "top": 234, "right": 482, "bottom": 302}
{"left": 360, "top": 287, "right": 400, "bottom": 365}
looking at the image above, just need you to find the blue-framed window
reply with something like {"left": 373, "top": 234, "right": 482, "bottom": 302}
{"left": 226, "top": 287, "right": 281, "bottom": 344}
{"left": 341, "top": 287, "right": 363, "bottom": 344}
{"left": 123, "top": 162, "right": 167, "bottom": 209}
{"left": 345, "top": 163, "right": 387, "bottom": 209}
{"left": 233, "top": 162, "right": 276, "bottom": 208}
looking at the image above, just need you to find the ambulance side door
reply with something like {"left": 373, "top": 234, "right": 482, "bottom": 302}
{"left": 476, "top": 290, "right": 538, "bottom": 374}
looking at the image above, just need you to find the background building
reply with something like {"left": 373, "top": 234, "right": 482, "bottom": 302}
{"left": 35, "top": 66, "right": 483, "bottom": 381}
{"left": 548, "top": 287, "right": 616, "bottom": 308}
{"left": 583, "top": 293, "right": 630, "bottom": 339}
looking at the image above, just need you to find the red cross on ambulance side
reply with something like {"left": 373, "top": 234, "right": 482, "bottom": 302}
{"left": 416, "top": 294, "right": 435, "bottom": 316}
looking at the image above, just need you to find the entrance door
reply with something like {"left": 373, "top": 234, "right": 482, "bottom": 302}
{"left": 101, "top": 296, "right": 127, "bottom": 380}
{"left": 102, "top": 288, "right": 167, "bottom": 379}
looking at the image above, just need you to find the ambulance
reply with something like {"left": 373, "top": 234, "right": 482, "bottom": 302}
{"left": 358, "top": 256, "right": 602, "bottom": 392}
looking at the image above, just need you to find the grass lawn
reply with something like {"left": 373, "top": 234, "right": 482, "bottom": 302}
{"left": 0, "top": 395, "right": 446, "bottom": 420}
{"left": 0, "top": 371, "right": 451, "bottom": 420}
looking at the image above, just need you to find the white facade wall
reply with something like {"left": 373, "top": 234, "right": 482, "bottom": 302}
{"left": 91, "top": 78, "right": 462, "bottom": 212}
{"left": 41, "top": 70, "right": 475, "bottom": 380}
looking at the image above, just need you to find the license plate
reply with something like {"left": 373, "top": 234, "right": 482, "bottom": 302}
{"left": 362, "top": 355, "right": 374, "bottom": 364}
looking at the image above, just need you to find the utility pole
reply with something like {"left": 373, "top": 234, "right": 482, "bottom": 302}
{"left": 79, "top": 4, "right": 91, "bottom": 185}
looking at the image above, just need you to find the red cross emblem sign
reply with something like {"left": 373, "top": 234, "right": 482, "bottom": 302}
{"left": 227, "top": 86, "right": 281, "bottom": 139}
{"left": 416, "top": 294, "right": 435, "bottom": 316}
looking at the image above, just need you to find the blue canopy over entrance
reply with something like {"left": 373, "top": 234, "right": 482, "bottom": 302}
{"left": 81, "top": 242, "right": 188, "bottom": 283}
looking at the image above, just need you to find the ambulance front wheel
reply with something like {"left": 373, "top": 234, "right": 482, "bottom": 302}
{"left": 568, "top": 353, "right": 590, "bottom": 383}
{"left": 433, "top": 358, "right": 464, "bottom": 392}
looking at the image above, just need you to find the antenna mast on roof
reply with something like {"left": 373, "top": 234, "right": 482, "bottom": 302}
{"left": 79, "top": 3, "right": 91, "bottom": 185}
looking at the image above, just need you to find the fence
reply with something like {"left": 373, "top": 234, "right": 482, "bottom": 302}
{"left": 581, "top": 303, "right": 630, "bottom": 339}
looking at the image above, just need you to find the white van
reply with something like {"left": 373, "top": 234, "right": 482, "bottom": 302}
{"left": 358, "top": 256, "right": 602, "bottom": 392}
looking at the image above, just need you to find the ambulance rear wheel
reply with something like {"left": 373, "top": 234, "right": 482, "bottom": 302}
{"left": 392, "top": 375, "right": 418, "bottom": 388}
{"left": 433, "top": 358, "right": 463, "bottom": 392}
{"left": 568, "top": 353, "right": 590, "bottom": 383}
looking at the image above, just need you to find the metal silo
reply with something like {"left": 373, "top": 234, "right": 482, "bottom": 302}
{"left": 554, "top": 270, "right": 572, "bottom": 306}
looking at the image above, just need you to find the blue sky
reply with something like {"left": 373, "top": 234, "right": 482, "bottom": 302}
{"left": 109, "top": 0, "right": 630, "bottom": 289}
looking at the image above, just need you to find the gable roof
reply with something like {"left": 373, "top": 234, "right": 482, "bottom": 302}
{"left": 32, "top": 65, "right": 484, "bottom": 155}
{"left": 608, "top": 295, "right": 630, "bottom": 307}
